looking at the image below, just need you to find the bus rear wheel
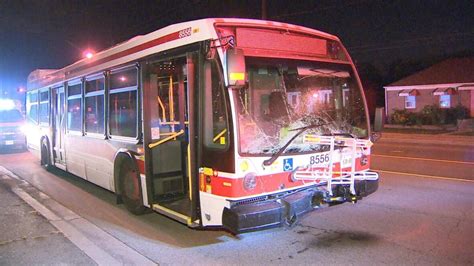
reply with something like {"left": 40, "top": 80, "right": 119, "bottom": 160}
{"left": 40, "top": 139, "right": 52, "bottom": 171}
{"left": 119, "top": 161, "right": 146, "bottom": 215}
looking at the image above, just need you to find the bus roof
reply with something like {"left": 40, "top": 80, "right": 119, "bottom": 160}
{"left": 27, "top": 18, "right": 340, "bottom": 90}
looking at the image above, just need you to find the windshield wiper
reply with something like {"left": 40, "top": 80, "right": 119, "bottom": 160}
{"left": 262, "top": 123, "right": 326, "bottom": 166}
{"left": 325, "top": 132, "right": 356, "bottom": 138}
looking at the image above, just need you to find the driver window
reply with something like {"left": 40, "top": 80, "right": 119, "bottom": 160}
{"left": 203, "top": 61, "right": 228, "bottom": 149}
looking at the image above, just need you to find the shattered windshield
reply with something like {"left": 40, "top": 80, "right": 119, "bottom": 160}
{"left": 233, "top": 58, "right": 368, "bottom": 155}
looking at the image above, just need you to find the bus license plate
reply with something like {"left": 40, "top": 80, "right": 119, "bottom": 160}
{"left": 5, "top": 140, "right": 14, "bottom": 145}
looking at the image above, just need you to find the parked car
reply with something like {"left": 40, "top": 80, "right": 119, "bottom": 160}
{"left": 0, "top": 107, "right": 27, "bottom": 151}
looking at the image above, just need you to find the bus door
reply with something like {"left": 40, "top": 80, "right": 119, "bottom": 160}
{"left": 145, "top": 55, "right": 193, "bottom": 216}
{"left": 52, "top": 86, "right": 66, "bottom": 166}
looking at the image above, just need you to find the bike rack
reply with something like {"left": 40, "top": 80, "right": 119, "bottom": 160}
{"left": 292, "top": 135, "right": 379, "bottom": 196}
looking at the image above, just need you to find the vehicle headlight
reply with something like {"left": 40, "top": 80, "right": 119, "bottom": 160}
{"left": 243, "top": 172, "right": 257, "bottom": 191}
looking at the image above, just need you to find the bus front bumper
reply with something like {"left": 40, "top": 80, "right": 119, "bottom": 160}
{"left": 222, "top": 178, "right": 378, "bottom": 234}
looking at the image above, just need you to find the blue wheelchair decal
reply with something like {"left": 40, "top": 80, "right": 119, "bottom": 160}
{"left": 283, "top": 158, "right": 293, "bottom": 171}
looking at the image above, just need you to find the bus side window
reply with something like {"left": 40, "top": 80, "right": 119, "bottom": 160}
{"left": 67, "top": 82, "right": 82, "bottom": 132}
{"left": 203, "top": 61, "right": 228, "bottom": 149}
{"left": 109, "top": 68, "right": 138, "bottom": 138}
{"left": 85, "top": 76, "right": 105, "bottom": 135}
{"left": 39, "top": 89, "right": 50, "bottom": 125}
{"left": 26, "top": 91, "right": 38, "bottom": 124}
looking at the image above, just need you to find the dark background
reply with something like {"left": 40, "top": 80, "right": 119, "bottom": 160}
{"left": 1, "top": 0, "right": 473, "bottom": 103}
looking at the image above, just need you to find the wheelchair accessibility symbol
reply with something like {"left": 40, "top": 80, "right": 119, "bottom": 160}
{"left": 283, "top": 158, "right": 293, "bottom": 171}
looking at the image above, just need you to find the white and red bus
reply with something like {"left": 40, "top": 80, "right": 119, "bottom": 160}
{"left": 26, "top": 18, "right": 379, "bottom": 233}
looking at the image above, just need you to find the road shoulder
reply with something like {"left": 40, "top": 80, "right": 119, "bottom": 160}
{"left": 0, "top": 170, "right": 94, "bottom": 265}
{"left": 0, "top": 166, "right": 156, "bottom": 265}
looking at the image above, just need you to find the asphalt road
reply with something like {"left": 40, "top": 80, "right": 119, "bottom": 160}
{"left": 0, "top": 142, "right": 473, "bottom": 265}
{"left": 372, "top": 140, "right": 474, "bottom": 180}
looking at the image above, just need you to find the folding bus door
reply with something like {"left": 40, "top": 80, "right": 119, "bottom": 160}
{"left": 145, "top": 55, "right": 193, "bottom": 216}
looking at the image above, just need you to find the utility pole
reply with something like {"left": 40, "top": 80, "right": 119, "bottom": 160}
{"left": 261, "top": 0, "right": 267, "bottom": 20}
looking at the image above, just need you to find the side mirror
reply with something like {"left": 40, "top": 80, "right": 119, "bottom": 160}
{"left": 226, "top": 48, "right": 246, "bottom": 87}
{"left": 370, "top": 131, "right": 382, "bottom": 143}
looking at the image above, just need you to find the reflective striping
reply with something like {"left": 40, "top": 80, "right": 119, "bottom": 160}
{"left": 376, "top": 169, "right": 474, "bottom": 183}
{"left": 373, "top": 154, "right": 474, "bottom": 165}
{"left": 152, "top": 204, "right": 192, "bottom": 225}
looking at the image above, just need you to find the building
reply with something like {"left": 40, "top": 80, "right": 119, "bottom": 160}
{"left": 384, "top": 57, "right": 474, "bottom": 121}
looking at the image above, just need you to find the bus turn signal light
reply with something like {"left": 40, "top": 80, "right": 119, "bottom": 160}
{"left": 229, "top": 72, "right": 245, "bottom": 81}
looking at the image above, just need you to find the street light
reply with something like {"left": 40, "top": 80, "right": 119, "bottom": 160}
{"left": 83, "top": 50, "right": 95, "bottom": 59}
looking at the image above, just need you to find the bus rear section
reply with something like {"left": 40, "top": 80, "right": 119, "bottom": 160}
{"left": 195, "top": 21, "right": 379, "bottom": 233}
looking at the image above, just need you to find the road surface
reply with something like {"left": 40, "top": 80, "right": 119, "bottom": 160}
{"left": 0, "top": 141, "right": 472, "bottom": 265}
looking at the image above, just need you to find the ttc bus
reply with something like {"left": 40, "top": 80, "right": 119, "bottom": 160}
{"left": 26, "top": 18, "right": 379, "bottom": 234}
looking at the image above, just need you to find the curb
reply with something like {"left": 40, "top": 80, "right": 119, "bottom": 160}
{"left": 0, "top": 166, "right": 156, "bottom": 266}
{"left": 379, "top": 132, "right": 474, "bottom": 147}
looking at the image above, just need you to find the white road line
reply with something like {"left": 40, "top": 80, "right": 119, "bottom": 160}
{"left": 375, "top": 169, "right": 474, "bottom": 183}
{"left": 373, "top": 154, "right": 474, "bottom": 165}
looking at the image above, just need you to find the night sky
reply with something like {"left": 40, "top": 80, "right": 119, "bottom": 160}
{"left": 1, "top": 0, "right": 473, "bottom": 99}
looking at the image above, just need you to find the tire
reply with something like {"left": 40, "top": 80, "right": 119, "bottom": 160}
{"left": 40, "top": 139, "right": 52, "bottom": 171}
{"left": 119, "top": 161, "right": 146, "bottom": 215}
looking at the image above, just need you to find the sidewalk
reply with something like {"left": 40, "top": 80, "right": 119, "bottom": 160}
{"left": 0, "top": 166, "right": 155, "bottom": 265}
{"left": 0, "top": 171, "right": 94, "bottom": 265}
{"left": 380, "top": 132, "right": 474, "bottom": 147}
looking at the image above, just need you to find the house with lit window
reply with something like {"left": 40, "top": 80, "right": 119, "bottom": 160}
{"left": 384, "top": 57, "right": 474, "bottom": 123}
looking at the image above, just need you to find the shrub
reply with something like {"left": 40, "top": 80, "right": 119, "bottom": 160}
{"left": 391, "top": 109, "right": 410, "bottom": 125}
{"left": 450, "top": 105, "right": 469, "bottom": 120}
{"left": 392, "top": 105, "right": 468, "bottom": 126}
{"left": 421, "top": 105, "right": 441, "bottom": 125}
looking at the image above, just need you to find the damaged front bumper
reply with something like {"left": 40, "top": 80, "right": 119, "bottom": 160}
{"left": 222, "top": 177, "right": 378, "bottom": 234}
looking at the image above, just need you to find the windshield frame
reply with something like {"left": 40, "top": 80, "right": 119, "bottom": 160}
{"left": 231, "top": 57, "right": 370, "bottom": 157}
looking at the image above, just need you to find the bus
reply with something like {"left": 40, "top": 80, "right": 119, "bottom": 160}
{"left": 26, "top": 18, "right": 379, "bottom": 234}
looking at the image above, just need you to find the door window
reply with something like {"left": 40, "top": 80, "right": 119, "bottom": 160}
{"left": 148, "top": 57, "right": 188, "bottom": 139}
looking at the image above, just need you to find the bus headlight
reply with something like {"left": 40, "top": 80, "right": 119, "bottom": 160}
{"left": 243, "top": 172, "right": 257, "bottom": 191}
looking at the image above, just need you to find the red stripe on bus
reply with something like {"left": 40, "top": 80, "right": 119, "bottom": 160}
{"left": 206, "top": 157, "right": 370, "bottom": 198}
{"left": 136, "top": 159, "right": 145, "bottom": 175}
{"left": 69, "top": 31, "right": 181, "bottom": 75}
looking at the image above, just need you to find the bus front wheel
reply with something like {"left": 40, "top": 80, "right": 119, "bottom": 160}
{"left": 119, "top": 161, "right": 146, "bottom": 215}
